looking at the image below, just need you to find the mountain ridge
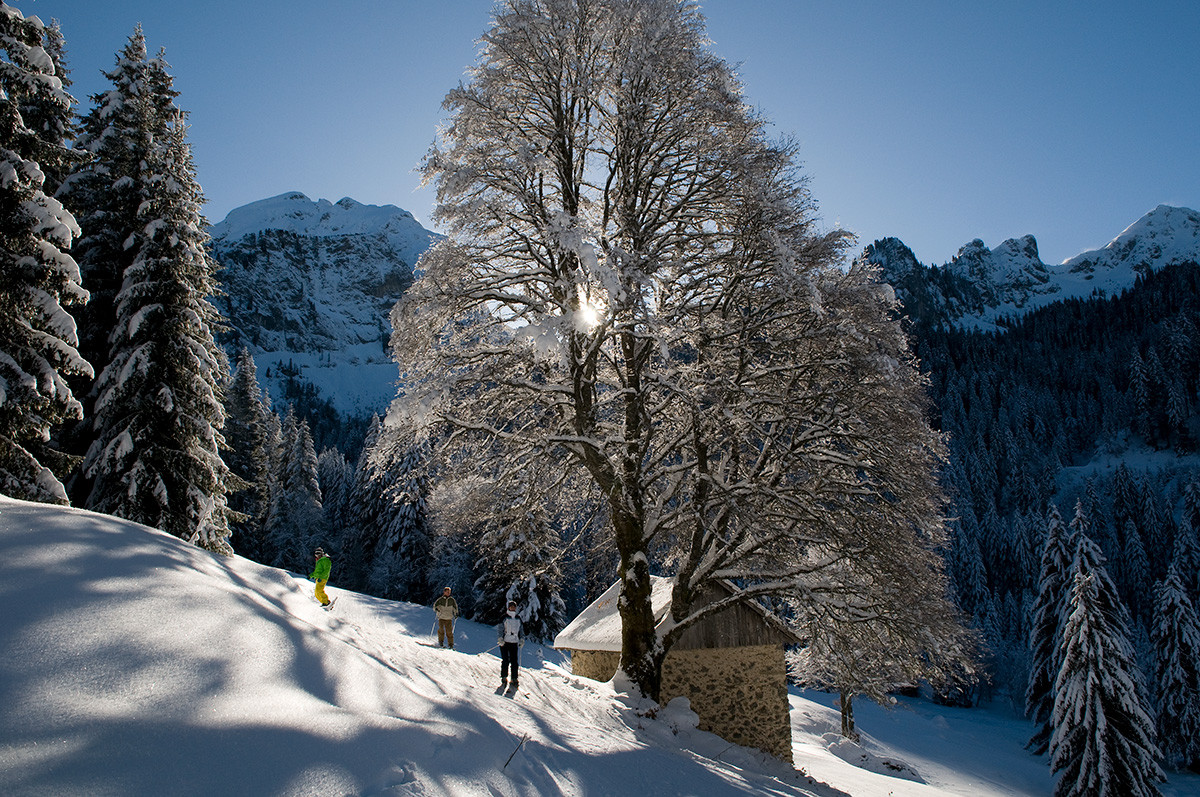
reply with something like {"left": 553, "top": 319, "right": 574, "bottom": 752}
{"left": 865, "top": 204, "right": 1200, "bottom": 330}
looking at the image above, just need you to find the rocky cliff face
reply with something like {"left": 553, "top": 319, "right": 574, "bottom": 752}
{"left": 865, "top": 205, "right": 1200, "bottom": 330}
{"left": 209, "top": 192, "right": 440, "bottom": 417}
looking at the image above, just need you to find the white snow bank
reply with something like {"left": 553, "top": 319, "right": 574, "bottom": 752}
{"left": 3, "top": 496, "right": 1198, "bottom": 797}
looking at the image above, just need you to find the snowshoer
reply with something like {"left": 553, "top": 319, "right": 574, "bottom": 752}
{"left": 497, "top": 600, "right": 524, "bottom": 691}
{"left": 309, "top": 547, "right": 332, "bottom": 607}
{"left": 434, "top": 586, "right": 459, "bottom": 649}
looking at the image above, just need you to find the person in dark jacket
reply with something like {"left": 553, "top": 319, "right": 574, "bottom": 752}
{"left": 497, "top": 600, "right": 524, "bottom": 691}
{"left": 433, "top": 586, "right": 459, "bottom": 649}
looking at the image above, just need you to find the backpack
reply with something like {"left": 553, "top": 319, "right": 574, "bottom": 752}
{"left": 502, "top": 615, "right": 522, "bottom": 643}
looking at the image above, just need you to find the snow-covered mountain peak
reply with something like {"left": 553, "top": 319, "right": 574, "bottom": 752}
{"left": 862, "top": 237, "right": 923, "bottom": 282}
{"left": 992, "top": 234, "right": 1040, "bottom": 265}
{"left": 208, "top": 193, "right": 441, "bottom": 418}
{"left": 942, "top": 233, "right": 1053, "bottom": 312}
{"left": 211, "top": 191, "right": 435, "bottom": 267}
{"left": 1062, "top": 203, "right": 1200, "bottom": 273}
{"left": 869, "top": 204, "right": 1200, "bottom": 331}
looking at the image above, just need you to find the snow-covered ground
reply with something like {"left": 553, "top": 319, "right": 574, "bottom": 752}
{"left": 2, "top": 495, "right": 1198, "bottom": 796}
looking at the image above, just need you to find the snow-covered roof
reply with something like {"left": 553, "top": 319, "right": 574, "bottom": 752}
{"left": 553, "top": 575, "right": 675, "bottom": 652}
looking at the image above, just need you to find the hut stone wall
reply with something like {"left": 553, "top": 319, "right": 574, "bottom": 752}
{"left": 569, "top": 650, "right": 621, "bottom": 682}
{"left": 565, "top": 645, "right": 793, "bottom": 762}
{"left": 661, "top": 645, "right": 792, "bottom": 762}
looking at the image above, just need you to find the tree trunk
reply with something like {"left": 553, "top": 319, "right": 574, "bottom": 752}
{"left": 616, "top": 542, "right": 661, "bottom": 701}
{"left": 840, "top": 690, "right": 859, "bottom": 741}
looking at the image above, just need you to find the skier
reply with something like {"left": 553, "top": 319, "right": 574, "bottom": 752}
{"left": 433, "top": 586, "right": 459, "bottom": 649}
{"left": 309, "top": 547, "right": 332, "bottom": 607}
{"left": 497, "top": 600, "right": 524, "bottom": 692}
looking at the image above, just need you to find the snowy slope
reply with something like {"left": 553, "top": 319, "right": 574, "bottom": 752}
{"left": 208, "top": 192, "right": 440, "bottom": 417}
{"left": 3, "top": 496, "right": 1200, "bottom": 796}
{"left": 868, "top": 205, "right": 1200, "bottom": 330}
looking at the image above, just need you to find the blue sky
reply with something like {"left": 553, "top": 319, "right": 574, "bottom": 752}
{"left": 20, "top": 0, "right": 1200, "bottom": 266}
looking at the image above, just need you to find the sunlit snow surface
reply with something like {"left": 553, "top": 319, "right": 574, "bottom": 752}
{"left": 3, "top": 495, "right": 1199, "bottom": 796}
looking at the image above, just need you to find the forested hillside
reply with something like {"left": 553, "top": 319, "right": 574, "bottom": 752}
{"left": 902, "top": 258, "right": 1200, "bottom": 711}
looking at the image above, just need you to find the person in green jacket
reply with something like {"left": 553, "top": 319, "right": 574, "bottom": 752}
{"left": 309, "top": 547, "right": 332, "bottom": 607}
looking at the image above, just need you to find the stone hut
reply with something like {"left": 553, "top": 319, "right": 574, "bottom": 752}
{"left": 553, "top": 576, "right": 801, "bottom": 762}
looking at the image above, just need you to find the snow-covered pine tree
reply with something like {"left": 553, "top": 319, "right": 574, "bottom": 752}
{"left": 0, "top": 3, "right": 91, "bottom": 503}
{"left": 1026, "top": 503, "right": 1074, "bottom": 754}
{"left": 57, "top": 28, "right": 177, "bottom": 420}
{"left": 1151, "top": 565, "right": 1200, "bottom": 771}
{"left": 1139, "top": 482, "right": 1174, "bottom": 581}
{"left": 223, "top": 348, "right": 272, "bottom": 559}
{"left": 363, "top": 428, "right": 432, "bottom": 602}
{"left": 263, "top": 406, "right": 325, "bottom": 569}
{"left": 948, "top": 516, "right": 989, "bottom": 618}
{"left": 1050, "top": 528, "right": 1163, "bottom": 797}
{"left": 1180, "top": 476, "right": 1200, "bottom": 544}
{"left": 1171, "top": 522, "right": 1200, "bottom": 603}
{"left": 340, "top": 415, "right": 434, "bottom": 602}
{"left": 471, "top": 458, "right": 568, "bottom": 641}
{"left": 16, "top": 16, "right": 82, "bottom": 197}
{"left": 80, "top": 92, "right": 234, "bottom": 553}
{"left": 1119, "top": 518, "right": 1152, "bottom": 622}
{"left": 316, "top": 446, "right": 353, "bottom": 536}
{"left": 249, "top": 407, "right": 284, "bottom": 564}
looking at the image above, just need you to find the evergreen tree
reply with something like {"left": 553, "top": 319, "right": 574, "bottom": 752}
{"left": 1152, "top": 566, "right": 1200, "bottom": 771}
{"left": 1139, "top": 483, "right": 1173, "bottom": 580}
{"left": 253, "top": 407, "right": 284, "bottom": 564}
{"left": 223, "top": 348, "right": 271, "bottom": 559}
{"left": 1129, "top": 351, "right": 1151, "bottom": 440}
{"left": 17, "top": 16, "right": 83, "bottom": 195}
{"left": 1119, "top": 518, "right": 1152, "bottom": 622}
{"left": 1050, "top": 531, "right": 1163, "bottom": 797}
{"left": 1025, "top": 504, "right": 1072, "bottom": 754}
{"left": 362, "top": 428, "right": 433, "bottom": 602}
{"left": 948, "top": 517, "right": 989, "bottom": 618}
{"left": 1111, "top": 464, "right": 1139, "bottom": 533}
{"left": 82, "top": 105, "right": 234, "bottom": 553}
{"left": 0, "top": 4, "right": 91, "bottom": 502}
{"left": 58, "top": 28, "right": 177, "bottom": 422}
{"left": 263, "top": 407, "right": 324, "bottom": 569}
{"left": 316, "top": 446, "right": 353, "bottom": 536}
{"left": 1180, "top": 477, "right": 1200, "bottom": 542}
{"left": 1170, "top": 522, "right": 1200, "bottom": 602}
{"left": 471, "top": 462, "right": 568, "bottom": 641}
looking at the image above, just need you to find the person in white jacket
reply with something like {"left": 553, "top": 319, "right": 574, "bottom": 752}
{"left": 496, "top": 600, "right": 524, "bottom": 691}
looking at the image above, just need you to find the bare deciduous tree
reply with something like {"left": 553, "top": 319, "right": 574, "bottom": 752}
{"left": 393, "top": 0, "right": 962, "bottom": 700}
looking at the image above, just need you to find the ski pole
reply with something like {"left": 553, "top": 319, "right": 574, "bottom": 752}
{"left": 503, "top": 733, "right": 529, "bottom": 769}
